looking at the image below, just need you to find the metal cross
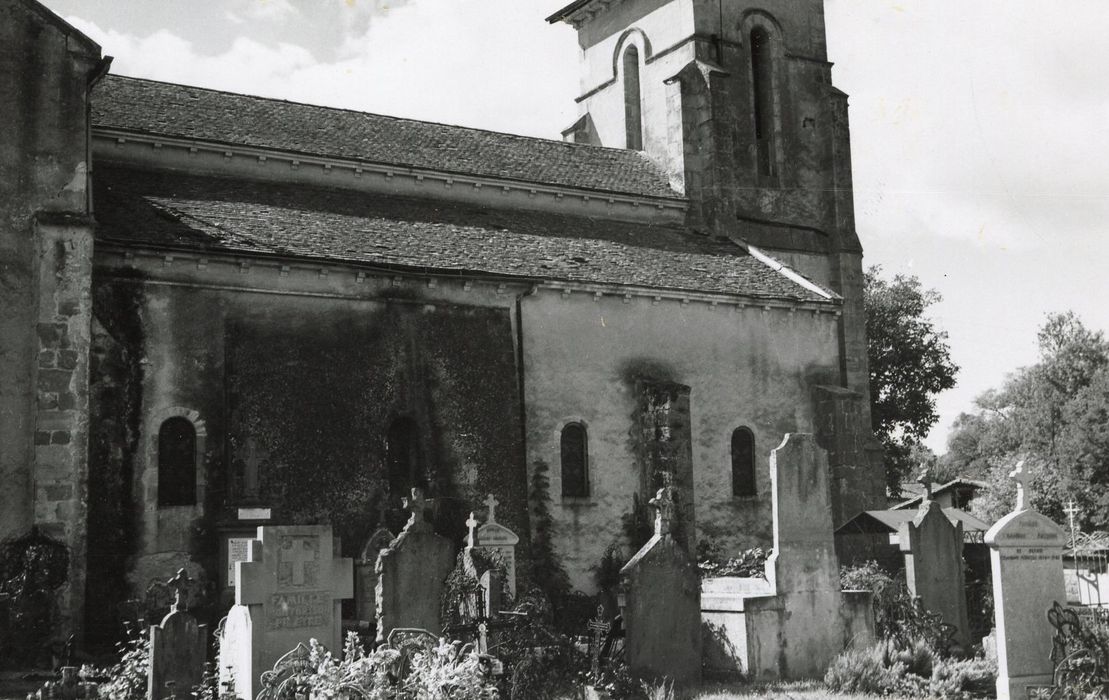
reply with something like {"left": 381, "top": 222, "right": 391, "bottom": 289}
{"left": 166, "top": 568, "right": 191, "bottom": 612}
{"left": 465, "top": 512, "right": 479, "bottom": 549}
{"left": 484, "top": 493, "right": 499, "bottom": 524}
{"left": 587, "top": 605, "right": 610, "bottom": 678}
{"left": 1010, "top": 460, "right": 1031, "bottom": 511}
{"left": 1064, "top": 498, "right": 1080, "bottom": 550}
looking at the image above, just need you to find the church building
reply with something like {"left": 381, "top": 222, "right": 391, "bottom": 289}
{"left": 1, "top": 0, "right": 883, "bottom": 643}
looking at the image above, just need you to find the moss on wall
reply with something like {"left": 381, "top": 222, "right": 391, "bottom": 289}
{"left": 85, "top": 276, "right": 145, "bottom": 646}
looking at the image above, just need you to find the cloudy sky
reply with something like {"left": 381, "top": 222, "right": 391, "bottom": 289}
{"left": 43, "top": 0, "right": 1109, "bottom": 453}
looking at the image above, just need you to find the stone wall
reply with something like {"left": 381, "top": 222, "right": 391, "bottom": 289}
{"left": 88, "top": 252, "right": 531, "bottom": 627}
{"left": 0, "top": 0, "right": 105, "bottom": 638}
{"left": 520, "top": 289, "right": 842, "bottom": 591}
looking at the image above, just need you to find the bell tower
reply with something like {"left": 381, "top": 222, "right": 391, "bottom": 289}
{"left": 548, "top": 0, "right": 882, "bottom": 521}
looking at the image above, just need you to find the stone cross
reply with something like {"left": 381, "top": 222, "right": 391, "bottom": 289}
{"left": 587, "top": 604, "right": 610, "bottom": 678}
{"left": 465, "top": 512, "right": 479, "bottom": 549}
{"left": 280, "top": 536, "right": 318, "bottom": 587}
{"left": 166, "top": 568, "right": 191, "bottom": 612}
{"left": 484, "top": 494, "right": 499, "bottom": 524}
{"left": 917, "top": 467, "right": 932, "bottom": 501}
{"left": 1010, "top": 460, "right": 1030, "bottom": 512}
{"left": 649, "top": 484, "right": 675, "bottom": 537}
{"left": 404, "top": 487, "right": 426, "bottom": 525}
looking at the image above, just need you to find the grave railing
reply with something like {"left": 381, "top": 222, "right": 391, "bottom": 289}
{"left": 1045, "top": 601, "right": 1109, "bottom": 698}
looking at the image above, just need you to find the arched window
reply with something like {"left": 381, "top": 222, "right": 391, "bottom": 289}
{"left": 731, "top": 427, "right": 756, "bottom": 497}
{"left": 560, "top": 423, "right": 589, "bottom": 498}
{"left": 750, "top": 26, "right": 775, "bottom": 176}
{"left": 623, "top": 46, "right": 643, "bottom": 151}
{"left": 387, "top": 417, "right": 421, "bottom": 496}
{"left": 158, "top": 417, "right": 197, "bottom": 506}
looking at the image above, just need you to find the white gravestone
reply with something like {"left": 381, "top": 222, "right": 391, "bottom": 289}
{"left": 984, "top": 461, "right": 1067, "bottom": 700}
{"left": 218, "top": 525, "right": 353, "bottom": 700}
{"left": 474, "top": 494, "right": 519, "bottom": 597}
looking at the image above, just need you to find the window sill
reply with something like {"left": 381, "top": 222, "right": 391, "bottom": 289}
{"left": 560, "top": 497, "right": 598, "bottom": 508}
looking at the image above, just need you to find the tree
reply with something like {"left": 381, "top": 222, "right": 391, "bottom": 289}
{"left": 864, "top": 267, "right": 959, "bottom": 495}
{"left": 942, "top": 312, "right": 1109, "bottom": 528}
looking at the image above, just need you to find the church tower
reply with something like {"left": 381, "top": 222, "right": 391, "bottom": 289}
{"left": 549, "top": 0, "right": 881, "bottom": 519}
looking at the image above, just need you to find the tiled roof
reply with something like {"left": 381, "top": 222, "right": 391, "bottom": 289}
{"left": 91, "top": 75, "right": 678, "bottom": 200}
{"left": 93, "top": 167, "right": 836, "bottom": 303}
{"left": 836, "top": 509, "right": 991, "bottom": 536}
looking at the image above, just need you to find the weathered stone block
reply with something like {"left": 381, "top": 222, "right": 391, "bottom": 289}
{"left": 57, "top": 350, "right": 79, "bottom": 370}
{"left": 38, "top": 369, "right": 72, "bottom": 393}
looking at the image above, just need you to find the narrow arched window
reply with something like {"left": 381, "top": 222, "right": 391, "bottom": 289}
{"left": 731, "top": 427, "right": 756, "bottom": 497}
{"left": 560, "top": 423, "right": 589, "bottom": 498}
{"left": 158, "top": 417, "right": 197, "bottom": 506}
{"left": 387, "top": 417, "right": 421, "bottom": 496}
{"left": 623, "top": 46, "right": 643, "bottom": 151}
{"left": 750, "top": 27, "right": 775, "bottom": 176}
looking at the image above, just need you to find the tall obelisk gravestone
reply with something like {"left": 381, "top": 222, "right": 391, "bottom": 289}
{"left": 984, "top": 461, "right": 1067, "bottom": 700}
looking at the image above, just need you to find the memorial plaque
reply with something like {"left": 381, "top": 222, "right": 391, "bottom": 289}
{"left": 227, "top": 537, "right": 252, "bottom": 588}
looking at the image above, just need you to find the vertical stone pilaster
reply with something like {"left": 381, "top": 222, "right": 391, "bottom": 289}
{"left": 32, "top": 214, "right": 95, "bottom": 640}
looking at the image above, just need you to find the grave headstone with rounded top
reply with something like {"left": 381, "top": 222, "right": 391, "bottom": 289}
{"left": 473, "top": 494, "right": 519, "bottom": 597}
{"left": 984, "top": 461, "right": 1067, "bottom": 700}
{"left": 148, "top": 569, "right": 207, "bottom": 700}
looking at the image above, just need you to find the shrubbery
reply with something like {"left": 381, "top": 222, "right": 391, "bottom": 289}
{"left": 825, "top": 638, "right": 995, "bottom": 698}
{"left": 696, "top": 540, "right": 768, "bottom": 579}
{"left": 828, "top": 562, "right": 996, "bottom": 698}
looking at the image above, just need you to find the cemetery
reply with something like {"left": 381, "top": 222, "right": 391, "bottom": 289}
{"left": 5, "top": 437, "right": 1103, "bottom": 699}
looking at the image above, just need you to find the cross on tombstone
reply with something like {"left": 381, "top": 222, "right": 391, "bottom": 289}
{"left": 649, "top": 481, "right": 676, "bottom": 537}
{"left": 465, "top": 512, "right": 479, "bottom": 549}
{"left": 917, "top": 467, "right": 932, "bottom": 501}
{"left": 403, "top": 487, "right": 426, "bottom": 525}
{"left": 1010, "top": 460, "right": 1031, "bottom": 511}
{"left": 240, "top": 437, "right": 267, "bottom": 500}
{"left": 483, "top": 494, "right": 499, "bottom": 524}
{"left": 280, "top": 536, "right": 318, "bottom": 587}
{"left": 166, "top": 568, "right": 191, "bottom": 612}
{"left": 587, "top": 604, "right": 611, "bottom": 678}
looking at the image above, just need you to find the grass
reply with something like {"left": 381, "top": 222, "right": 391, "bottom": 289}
{"left": 688, "top": 680, "right": 914, "bottom": 699}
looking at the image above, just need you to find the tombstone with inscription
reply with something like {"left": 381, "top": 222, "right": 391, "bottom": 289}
{"left": 355, "top": 498, "right": 396, "bottom": 626}
{"left": 473, "top": 494, "right": 519, "bottom": 597}
{"left": 899, "top": 471, "right": 971, "bottom": 647}
{"left": 148, "top": 570, "right": 207, "bottom": 700}
{"left": 218, "top": 525, "right": 353, "bottom": 700}
{"left": 984, "top": 461, "right": 1067, "bottom": 700}
{"left": 618, "top": 478, "right": 701, "bottom": 685}
{"left": 375, "top": 488, "right": 456, "bottom": 642}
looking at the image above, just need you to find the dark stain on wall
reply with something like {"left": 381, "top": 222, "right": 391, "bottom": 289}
{"left": 225, "top": 300, "right": 529, "bottom": 562}
{"left": 85, "top": 274, "right": 145, "bottom": 646}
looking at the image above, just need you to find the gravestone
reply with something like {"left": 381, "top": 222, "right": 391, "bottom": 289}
{"left": 473, "top": 494, "right": 520, "bottom": 597}
{"left": 355, "top": 498, "right": 395, "bottom": 626}
{"left": 899, "top": 472, "right": 971, "bottom": 647}
{"left": 148, "top": 569, "right": 207, "bottom": 700}
{"left": 739, "top": 434, "right": 869, "bottom": 680}
{"left": 375, "top": 488, "right": 456, "bottom": 642}
{"left": 218, "top": 525, "right": 353, "bottom": 700}
{"left": 984, "top": 461, "right": 1067, "bottom": 700}
{"left": 618, "top": 477, "right": 701, "bottom": 685}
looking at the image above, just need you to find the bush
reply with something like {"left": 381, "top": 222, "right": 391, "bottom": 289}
{"left": 840, "top": 561, "right": 957, "bottom": 655}
{"left": 0, "top": 528, "right": 69, "bottom": 667}
{"left": 825, "top": 639, "right": 995, "bottom": 699}
{"left": 696, "top": 540, "right": 768, "bottom": 579}
{"left": 83, "top": 622, "right": 149, "bottom": 700}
